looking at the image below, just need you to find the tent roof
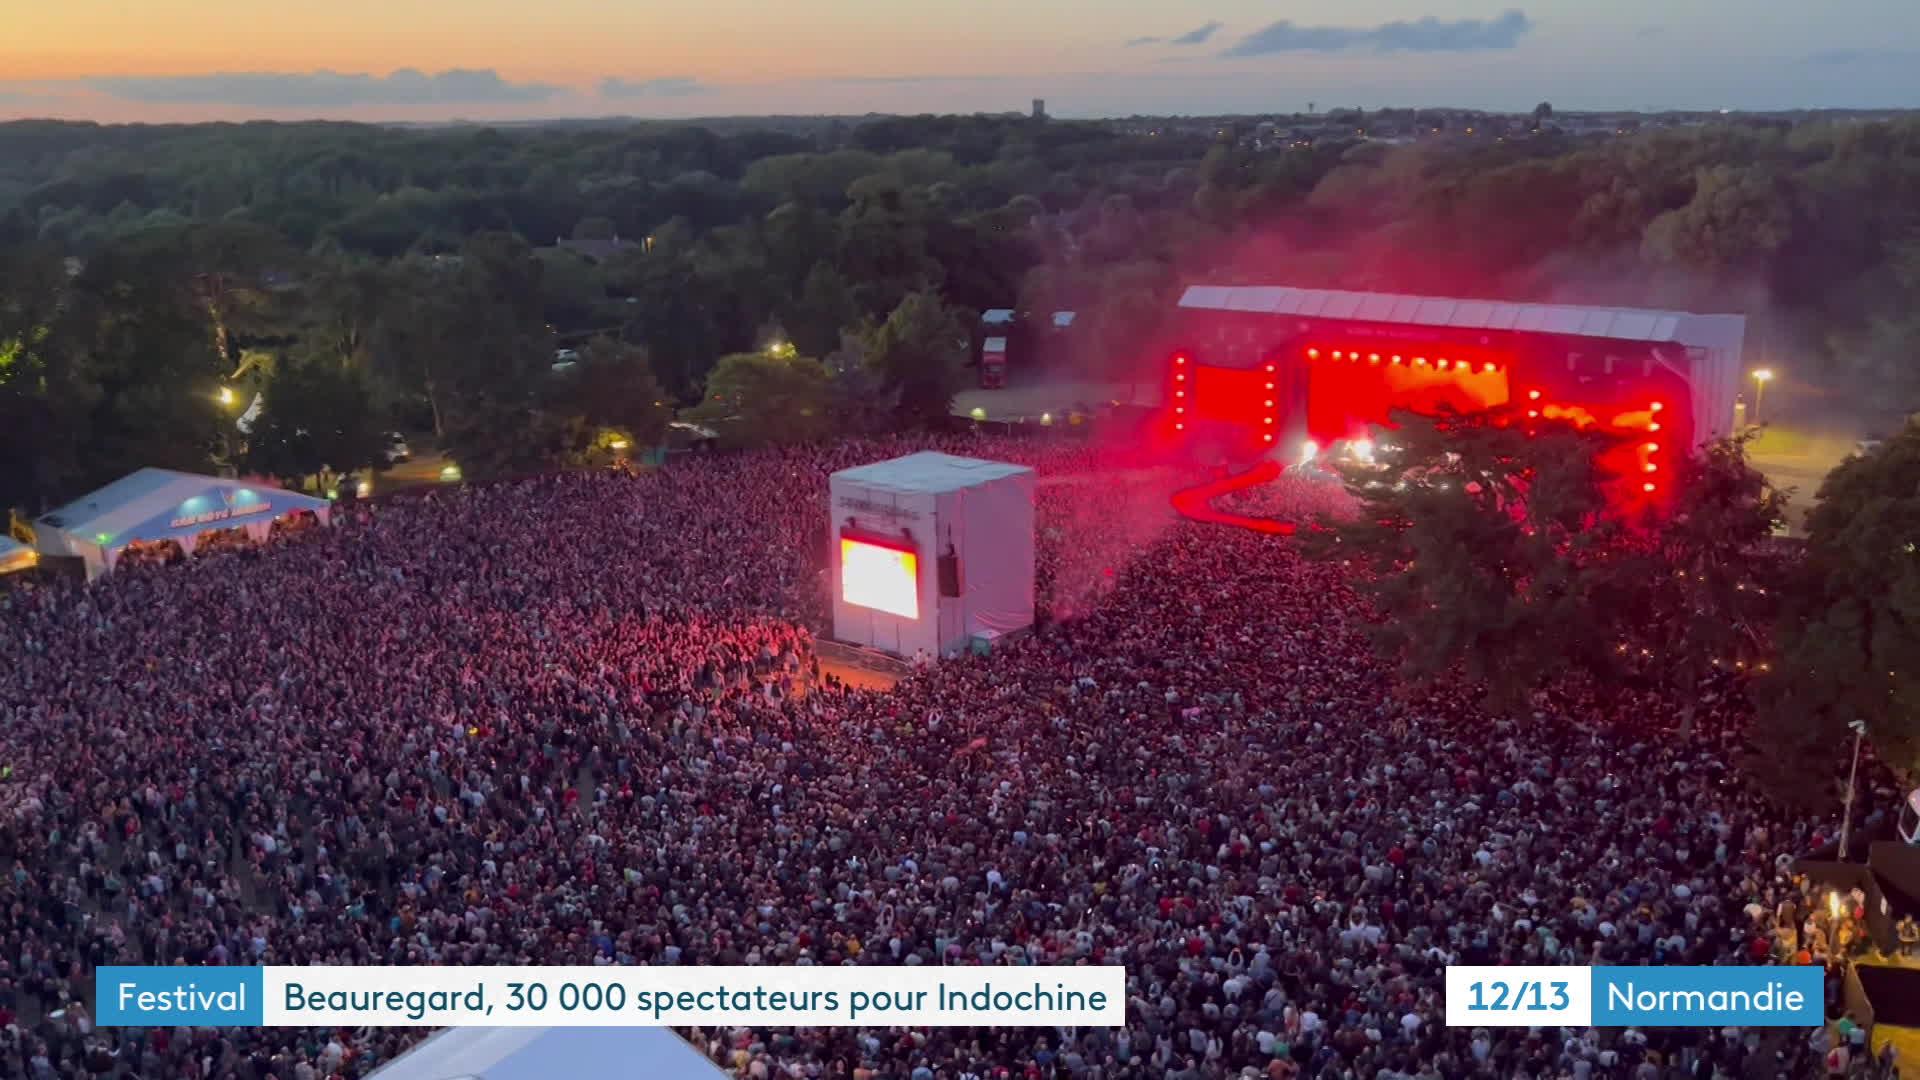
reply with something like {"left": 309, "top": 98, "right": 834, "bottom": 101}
{"left": 367, "top": 1028, "right": 727, "bottom": 1080}
{"left": 37, "top": 468, "right": 328, "bottom": 548}
{"left": 0, "top": 535, "right": 31, "bottom": 569}
{"left": 832, "top": 451, "right": 1033, "bottom": 495}
{"left": 1178, "top": 286, "right": 1746, "bottom": 350}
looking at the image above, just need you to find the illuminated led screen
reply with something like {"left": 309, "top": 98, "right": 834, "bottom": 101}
{"left": 840, "top": 537, "right": 920, "bottom": 619}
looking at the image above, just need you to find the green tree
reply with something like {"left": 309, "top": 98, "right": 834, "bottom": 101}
{"left": 549, "top": 337, "right": 672, "bottom": 460}
{"left": 433, "top": 234, "right": 565, "bottom": 479}
{"left": 1313, "top": 415, "right": 1791, "bottom": 721}
{"left": 62, "top": 236, "right": 230, "bottom": 487}
{"left": 1640, "top": 165, "right": 1795, "bottom": 272}
{"left": 0, "top": 243, "right": 93, "bottom": 512}
{"left": 118, "top": 222, "right": 298, "bottom": 373}
{"left": 824, "top": 330, "right": 899, "bottom": 436}
{"left": 1590, "top": 438, "right": 1788, "bottom": 733}
{"left": 862, "top": 291, "right": 970, "bottom": 428}
{"left": 370, "top": 261, "right": 471, "bottom": 437}
{"left": 786, "top": 262, "right": 859, "bottom": 359}
{"left": 536, "top": 248, "right": 609, "bottom": 333}
{"left": 1757, "top": 424, "right": 1920, "bottom": 800}
{"left": 301, "top": 257, "right": 387, "bottom": 374}
{"left": 741, "top": 151, "right": 883, "bottom": 210}
{"left": 242, "top": 355, "right": 389, "bottom": 491}
{"left": 611, "top": 246, "right": 739, "bottom": 394}
{"left": 837, "top": 179, "right": 943, "bottom": 316}
{"left": 686, "top": 350, "right": 834, "bottom": 448}
{"left": 1305, "top": 408, "right": 1620, "bottom": 713}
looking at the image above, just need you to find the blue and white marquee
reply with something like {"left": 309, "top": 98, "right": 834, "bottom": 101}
{"left": 36, "top": 468, "right": 331, "bottom": 580}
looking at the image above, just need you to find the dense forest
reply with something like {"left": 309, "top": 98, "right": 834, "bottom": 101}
{"left": 4, "top": 113, "right": 1920, "bottom": 511}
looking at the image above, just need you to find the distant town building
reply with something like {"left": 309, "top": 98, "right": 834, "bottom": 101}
{"left": 1032, "top": 99, "right": 1047, "bottom": 121}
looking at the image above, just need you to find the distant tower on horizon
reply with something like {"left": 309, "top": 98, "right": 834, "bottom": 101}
{"left": 1033, "top": 99, "right": 1047, "bottom": 120}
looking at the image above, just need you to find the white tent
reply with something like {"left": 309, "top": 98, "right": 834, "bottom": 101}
{"left": 36, "top": 468, "right": 331, "bottom": 580}
{"left": 367, "top": 1028, "right": 728, "bottom": 1080}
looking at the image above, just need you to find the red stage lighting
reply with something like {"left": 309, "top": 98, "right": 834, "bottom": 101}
{"left": 1528, "top": 390, "right": 1542, "bottom": 400}
{"left": 1414, "top": 357, "right": 1428, "bottom": 366}
{"left": 1437, "top": 359, "right": 1450, "bottom": 370}
{"left": 1527, "top": 410, "right": 1539, "bottom": 418}
{"left": 1482, "top": 362, "right": 1496, "bottom": 373}
{"left": 1645, "top": 463, "right": 1657, "bottom": 473}
{"left": 1175, "top": 422, "right": 1184, "bottom": 430}
{"left": 1175, "top": 373, "right": 1185, "bottom": 381}
{"left": 1651, "top": 401, "right": 1664, "bottom": 412}
{"left": 1306, "top": 348, "right": 1319, "bottom": 359}
{"left": 1332, "top": 351, "right": 1344, "bottom": 360}
{"left": 1174, "top": 354, "right": 1188, "bottom": 365}
{"left": 1645, "top": 443, "right": 1658, "bottom": 452}
{"left": 1649, "top": 421, "right": 1661, "bottom": 432}
{"left": 1391, "top": 355, "right": 1403, "bottom": 364}
{"left": 1369, "top": 353, "right": 1381, "bottom": 363}
{"left": 1643, "top": 482, "right": 1656, "bottom": 493}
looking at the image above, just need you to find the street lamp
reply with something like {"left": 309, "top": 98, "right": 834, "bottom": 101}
{"left": 1750, "top": 369, "right": 1774, "bottom": 425}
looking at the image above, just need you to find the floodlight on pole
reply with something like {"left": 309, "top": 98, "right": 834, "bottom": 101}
{"left": 1751, "top": 369, "right": 1774, "bottom": 424}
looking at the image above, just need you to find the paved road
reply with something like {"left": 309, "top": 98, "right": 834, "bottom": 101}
{"left": 1746, "top": 426, "right": 1858, "bottom": 534}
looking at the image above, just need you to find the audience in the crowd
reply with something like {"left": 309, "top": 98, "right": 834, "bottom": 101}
{"left": 0, "top": 435, "right": 1881, "bottom": 1078}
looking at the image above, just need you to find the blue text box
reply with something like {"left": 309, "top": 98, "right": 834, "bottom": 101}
{"left": 1591, "top": 966, "right": 1821, "bottom": 1027}
{"left": 96, "top": 966, "right": 264, "bottom": 1027}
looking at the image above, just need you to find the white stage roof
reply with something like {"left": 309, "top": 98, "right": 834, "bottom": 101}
{"left": 1178, "top": 286, "right": 1746, "bottom": 351}
{"left": 831, "top": 451, "right": 1033, "bottom": 495}
{"left": 368, "top": 1028, "right": 727, "bottom": 1080}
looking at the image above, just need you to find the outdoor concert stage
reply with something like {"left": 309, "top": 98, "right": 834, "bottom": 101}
{"left": 1162, "top": 286, "right": 1745, "bottom": 511}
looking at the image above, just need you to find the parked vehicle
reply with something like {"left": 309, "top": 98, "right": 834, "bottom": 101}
{"left": 383, "top": 433, "right": 412, "bottom": 464}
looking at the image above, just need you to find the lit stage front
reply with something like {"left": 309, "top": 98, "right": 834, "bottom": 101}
{"left": 1162, "top": 287, "right": 1744, "bottom": 512}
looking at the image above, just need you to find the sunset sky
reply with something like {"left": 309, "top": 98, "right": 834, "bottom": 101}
{"left": 5, "top": 0, "right": 1918, "bottom": 122}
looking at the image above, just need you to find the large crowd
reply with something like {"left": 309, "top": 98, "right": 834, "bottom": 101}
{"left": 0, "top": 434, "right": 1896, "bottom": 1079}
